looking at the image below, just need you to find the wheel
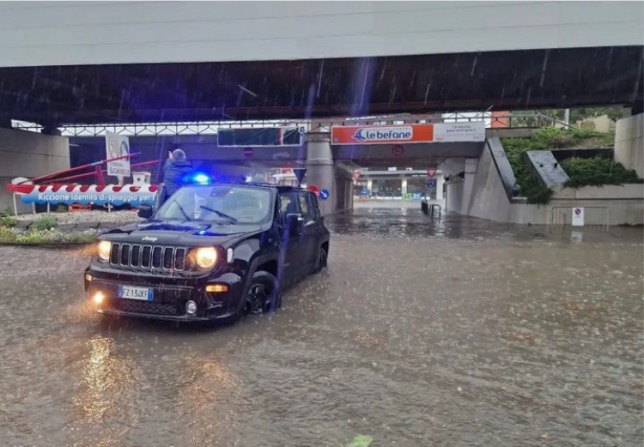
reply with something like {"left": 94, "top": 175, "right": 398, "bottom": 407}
{"left": 314, "top": 245, "right": 328, "bottom": 273}
{"left": 244, "top": 271, "right": 281, "bottom": 315}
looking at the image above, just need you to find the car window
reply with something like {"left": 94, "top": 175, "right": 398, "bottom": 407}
{"left": 156, "top": 185, "right": 272, "bottom": 224}
{"left": 307, "top": 192, "right": 321, "bottom": 219}
{"left": 278, "top": 193, "right": 298, "bottom": 222}
{"left": 298, "top": 192, "right": 313, "bottom": 222}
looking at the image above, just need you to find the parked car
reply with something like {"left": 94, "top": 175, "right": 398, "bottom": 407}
{"left": 84, "top": 182, "right": 330, "bottom": 323}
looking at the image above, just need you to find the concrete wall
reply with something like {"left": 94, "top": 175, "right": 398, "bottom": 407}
{"left": 0, "top": 2, "right": 642, "bottom": 67}
{"left": 0, "top": 128, "right": 70, "bottom": 212}
{"left": 614, "top": 113, "right": 644, "bottom": 178}
{"left": 467, "top": 139, "right": 643, "bottom": 225}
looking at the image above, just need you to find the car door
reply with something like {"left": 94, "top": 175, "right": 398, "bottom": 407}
{"left": 277, "top": 192, "right": 304, "bottom": 287}
{"left": 298, "top": 191, "right": 321, "bottom": 274}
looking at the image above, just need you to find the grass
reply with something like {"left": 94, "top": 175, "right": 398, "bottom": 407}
{"left": 561, "top": 157, "right": 643, "bottom": 188}
{"left": 0, "top": 216, "right": 18, "bottom": 228}
{"left": 0, "top": 227, "right": 97, "bottom": 245}
{"left": 501, "top": 127, "right": 627, "bottom": 204}
{"left": 31, "top": 215, "right": 58, "bottom": 231}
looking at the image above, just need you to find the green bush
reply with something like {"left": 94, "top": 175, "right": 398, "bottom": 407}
{"left": 0, "top": 216, "right": 18, "bottom": 228}
{"left": 32, "top": 215, "right": 58, "bottom": 231}
{"left": 55, "top": 205, "right": 68, "bottom": 213}
{"left": 501, "top": 127, "right": 618, "bottom": 204}
{"left": 562, "top": 157, "right": 643, "bottom": 188}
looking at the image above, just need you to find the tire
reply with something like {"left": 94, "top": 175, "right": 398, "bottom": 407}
{"left": 243, "top": 271, "right": 281, "bottom": 315}
{"left": 314, "top": 245, "right": 328, "bottom": 273}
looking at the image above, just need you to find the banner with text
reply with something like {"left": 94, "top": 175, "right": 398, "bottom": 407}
{"left": 331, "top": 124, "right": 434, "bottom": 145}
{"left": 331, "top": 122, "right": 486, "bottom": 145}
{"left": 433, "top": 122, "right": 486, "bottom": 142}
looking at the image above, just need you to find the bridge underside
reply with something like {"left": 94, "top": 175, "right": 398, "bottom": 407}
{"left": 1, "top": 46, "right": 642, "bottom": 125}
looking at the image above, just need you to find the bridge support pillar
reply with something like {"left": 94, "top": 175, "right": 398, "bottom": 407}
{"left": 0, "top": 127, "right": 70, "bottom": 213}
{"left": 614, "top": 113, "right": 644, "bottom": 178}
{"left": 306, "top": 133, "right": 335, "bottom": 215}
{"left": 441, "top": 157, "right": 478, "bottom": 215}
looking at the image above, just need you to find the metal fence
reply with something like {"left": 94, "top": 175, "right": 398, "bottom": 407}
{"left": 11, "top": 111, "right": 572, "bottom": 137}
{"left": 550, "top": 206, "right": 610, "bottom": 230}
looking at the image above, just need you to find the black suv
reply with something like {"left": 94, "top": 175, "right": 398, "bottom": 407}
{"left": 84, "top": 183, "right": 330, "bottom": 323}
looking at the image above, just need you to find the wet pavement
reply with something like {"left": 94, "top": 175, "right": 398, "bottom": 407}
{"left": 0, "top": 207, "right": 642, "bottom": 447}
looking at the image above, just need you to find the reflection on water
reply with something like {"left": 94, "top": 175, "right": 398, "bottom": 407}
{"left": 70, "top": 335, "right": 136, "bottom": 447}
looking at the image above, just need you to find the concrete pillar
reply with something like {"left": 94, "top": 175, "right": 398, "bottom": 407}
{"left": 614, "top": 113, "right": 644, "bottom": 178}
{"left": 437, "top": 174, "right": 445, "bottom": 203}
{"left": 367, "top": 179, "right": 373, "bottom": 192}
{"left": 401, "top": 179, "right": 408, "bottom": 196}
{"left": 0, "top": 127, "right": 70, "bottom": 212}
{"left": 462, "top": 158, "right": 479, "bottom": 214}
{"left": 306, "top": 133, "right": 335, "bottom": 215}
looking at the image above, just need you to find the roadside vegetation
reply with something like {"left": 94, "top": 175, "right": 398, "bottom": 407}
{"left": 0, "top": 214, "right": 96, "bottom": 245}
{"left": 501, "top": 127, "right": 640, "bottom": 204}
{"left": 560, "top": 157, "right": 642, "bottom": 188}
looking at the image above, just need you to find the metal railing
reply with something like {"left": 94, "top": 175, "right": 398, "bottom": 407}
{"left": 550, "top": 206, "right": 610, "bottom": 230}
{"left": 11, "top": 111, "right": 573, "bottom": 137}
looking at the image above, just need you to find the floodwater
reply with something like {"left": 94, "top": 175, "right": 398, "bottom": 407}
{"left": 0, "top": 207, "right": 642, "bottom": 447}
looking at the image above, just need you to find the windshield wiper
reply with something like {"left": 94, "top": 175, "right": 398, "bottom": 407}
{"left": 200, "top": 205, "right": 238, "bottom": 224}
{"left": 176, "top": 203, "right": 192, "bottom": 221}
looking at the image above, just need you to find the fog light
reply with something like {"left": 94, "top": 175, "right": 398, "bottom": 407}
{"left": 85, "top": 273, "right": 93, "bottom": 283}
{"left": 206, "top": 284, "right": 229, "bottom": 293}
{"left": 186, "top": 300, "right": 197, "bottom": 315}
{"left": 93, "top": 291, "right": 105, "bottom": 305}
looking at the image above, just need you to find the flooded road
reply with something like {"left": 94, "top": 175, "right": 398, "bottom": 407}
{"left": 1, "top": 207, "right": 642, "bottom": 447}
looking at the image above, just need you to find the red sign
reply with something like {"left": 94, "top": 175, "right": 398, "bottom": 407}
{"left": 392, "top": 145, "right": 404, "bottom": 156}
{"left": 307, "top": 185, "right": 319, "bottom": 195}
{"left": 426, "top": 168, "right": 437, "bottom": 178}
{"left": 331, "top": 124, "right": 434, "bottom": 145}
{"left": 243, "top": 147, "right": 254, "bottom": 157}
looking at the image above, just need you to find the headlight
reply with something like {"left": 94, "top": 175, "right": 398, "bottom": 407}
{"left": 195, "top": 247, "right": 217, "bottom": 269}
{"left": 98, "top": 240, "right": 112, "bottom": 261}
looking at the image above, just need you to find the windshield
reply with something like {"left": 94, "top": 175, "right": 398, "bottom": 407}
{"left": 155, "top": 185, "right": 272, "bottom": 225}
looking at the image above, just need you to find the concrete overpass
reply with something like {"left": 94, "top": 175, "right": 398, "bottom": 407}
{"left": 0, "top": 1, "right": 642, "bottom": 125}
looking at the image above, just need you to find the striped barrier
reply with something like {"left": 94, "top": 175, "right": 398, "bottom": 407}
{"left": 9, "top": 184, "right": 159, "bottom": 207}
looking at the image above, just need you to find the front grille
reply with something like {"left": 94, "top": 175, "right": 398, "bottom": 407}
{"left": 110, "top": 243, "right": 188, "bottom": 272}
{"left": 109, "top": 299, "right": 177, "bottom": 316}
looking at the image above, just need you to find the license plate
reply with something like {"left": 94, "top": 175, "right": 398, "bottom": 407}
{"left": 118, "top": 285, "right": 153, "bottom": 301}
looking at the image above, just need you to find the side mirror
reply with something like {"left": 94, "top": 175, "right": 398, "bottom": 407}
{"left": 138, "top": 205, "right": 153, "bottom": 219}
{"left": 285, "top": 213, "right": 304, "bottom": 235}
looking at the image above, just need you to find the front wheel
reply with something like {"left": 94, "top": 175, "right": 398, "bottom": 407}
{"left": 314, "top": 245, "right": 328, "bottom": 273}
{"left": 244, "top": 271, "right": 281, "bottom": 315}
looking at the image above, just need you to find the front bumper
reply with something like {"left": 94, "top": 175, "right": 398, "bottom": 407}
{"left": 86, "top": 269, "right": 244, "bottom": 322}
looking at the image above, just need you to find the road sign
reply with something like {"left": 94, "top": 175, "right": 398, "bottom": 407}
{"left": 392, "top": 145, "right": 404, "bottom": 156}
{"left": 426, "top": 179, "right": 436, "bottom": 188}
{"left": 360, "top": 188, "right": 370, "bottom": 196}
{"left": 293, "top": 168, "right": 307, "bottom": 185}
{"left": 307, "top": 185, "right": 319, "bottom": 195}
{"left": 319, "top": 189, "right": 330, "bottom": 200}
{"left": 572, "top": 207, "right": 584, "bottom": 226}
{"left": 243, "top": 147, "right": 254, "bottom": 157}
{"left": 105, "top": 131, "right": 131, "bottom": 177}
{"left": 427, "top": 168, "right": 437, "bottom": 178}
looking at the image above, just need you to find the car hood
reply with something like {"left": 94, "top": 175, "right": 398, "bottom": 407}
{"left": 100, "top": 220, "right": 265, "bottom": 247}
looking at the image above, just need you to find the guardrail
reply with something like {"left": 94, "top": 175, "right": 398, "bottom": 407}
{"left": 11, "top": 111, "right": 574, "bottom": 137}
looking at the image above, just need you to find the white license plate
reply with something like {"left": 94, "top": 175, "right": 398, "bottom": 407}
{"left": 118, "top": 285, "right": 153, "bottom": 301}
